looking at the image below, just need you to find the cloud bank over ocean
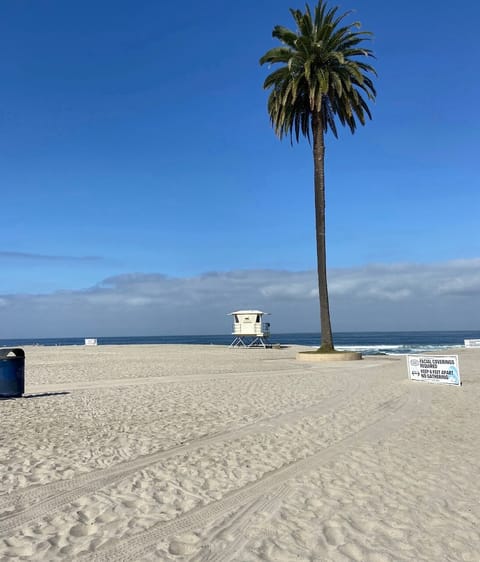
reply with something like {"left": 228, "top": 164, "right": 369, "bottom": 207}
{"left": 1, "top": 259, "right": 479, "bottom": 338}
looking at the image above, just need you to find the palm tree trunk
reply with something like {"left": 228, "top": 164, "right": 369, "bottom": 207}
{"left": 312, "top": 112, "right": 334, "bottom": 351}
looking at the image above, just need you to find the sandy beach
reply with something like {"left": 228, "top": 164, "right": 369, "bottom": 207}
{"left": 0, "top": 344, "right": 479, "bottom": 561}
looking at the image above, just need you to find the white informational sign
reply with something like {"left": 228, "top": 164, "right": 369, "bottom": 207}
{"left": 464, "top": 339, "right": 480, "bottom": 348}
{"left": 407, "top": 355, "right": 461, "bottom": 386}
{"left": 84, "top": 338, "right": 98, "bottom": 346}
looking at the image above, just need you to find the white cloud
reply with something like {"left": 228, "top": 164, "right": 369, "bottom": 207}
{"left": 0, "top": 258, "right": 479, "bottom": 337}
{"left": 0, "top": 251, "right": 104, "bottom": 263}
{"left": 329, "top": 261, "right": 480, "bottom": 300}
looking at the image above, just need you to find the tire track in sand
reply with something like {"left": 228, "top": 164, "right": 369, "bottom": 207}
{"left": 193, "top": 486, "right": 291, "bottom": 562}
{"left": 0, "top": 377, "right": 362, "bottom": 536}
{"left": 85, "top": 386, "right": 428, "bottom": 562}
{"left": 26, "top": 365, "right": 313, "bottom": 394}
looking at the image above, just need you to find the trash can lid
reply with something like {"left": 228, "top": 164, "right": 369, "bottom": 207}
{"left": 0, "top": 348, "right": 25, "bottom": 359}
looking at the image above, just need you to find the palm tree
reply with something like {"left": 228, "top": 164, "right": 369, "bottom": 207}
{"left": 260, "top": 1, "right": 376, "bottom": 352}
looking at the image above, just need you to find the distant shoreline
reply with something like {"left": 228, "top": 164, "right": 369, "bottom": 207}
{"left": 1, "top": 330, "right": 479, "bottom": 355}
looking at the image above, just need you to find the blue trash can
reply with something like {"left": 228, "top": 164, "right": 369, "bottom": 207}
{"left": 0, "top": 348, "right": 25, "bottom": 397}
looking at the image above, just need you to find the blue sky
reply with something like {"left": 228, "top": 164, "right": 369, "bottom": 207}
{"left": 1, "top": 0, "right": 479, "bottom": 337}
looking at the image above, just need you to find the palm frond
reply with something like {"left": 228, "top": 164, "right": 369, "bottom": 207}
{"left": 260, "top": 0, "right": 376, "bottom": 142}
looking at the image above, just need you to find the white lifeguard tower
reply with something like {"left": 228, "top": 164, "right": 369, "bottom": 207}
{"left": 228, "top": 310, "right": 271, "bottom": 348}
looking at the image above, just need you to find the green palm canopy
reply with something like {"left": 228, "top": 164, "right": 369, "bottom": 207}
{"left": 260, "top": 1, "right": 376, "bottom": 352}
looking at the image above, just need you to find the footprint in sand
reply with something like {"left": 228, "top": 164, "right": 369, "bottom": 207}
{"left": 168, "top": 532, "right": 200, "bottom": 556}
{"left": 323, "top": 524, "right": 344, "bottom": 546}
{"left": 338, "top": 541, "right": 365, "bottom": 560}
{"left": 69, "top": 522, "right": 97, "bottom": 538}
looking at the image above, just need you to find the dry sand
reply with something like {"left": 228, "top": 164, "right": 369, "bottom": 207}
{"left": 0, "top": 344, "right": 479, "bottom": 561}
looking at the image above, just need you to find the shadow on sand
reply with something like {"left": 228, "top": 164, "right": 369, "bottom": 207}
{"left": 0, "top": 391, "right": 71, "bottom": 401}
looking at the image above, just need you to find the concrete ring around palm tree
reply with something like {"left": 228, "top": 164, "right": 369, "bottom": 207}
{"left": 297, "top": 350, "right": 362, "bottom": 361}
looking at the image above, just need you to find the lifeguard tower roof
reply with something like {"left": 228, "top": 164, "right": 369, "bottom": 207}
{"left": 228, "top": 310, "right": 269, "bottom": 316}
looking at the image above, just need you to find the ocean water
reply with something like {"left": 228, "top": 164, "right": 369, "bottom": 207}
{"left": 0, "top": 331, "right": 479, "bottom": 356}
